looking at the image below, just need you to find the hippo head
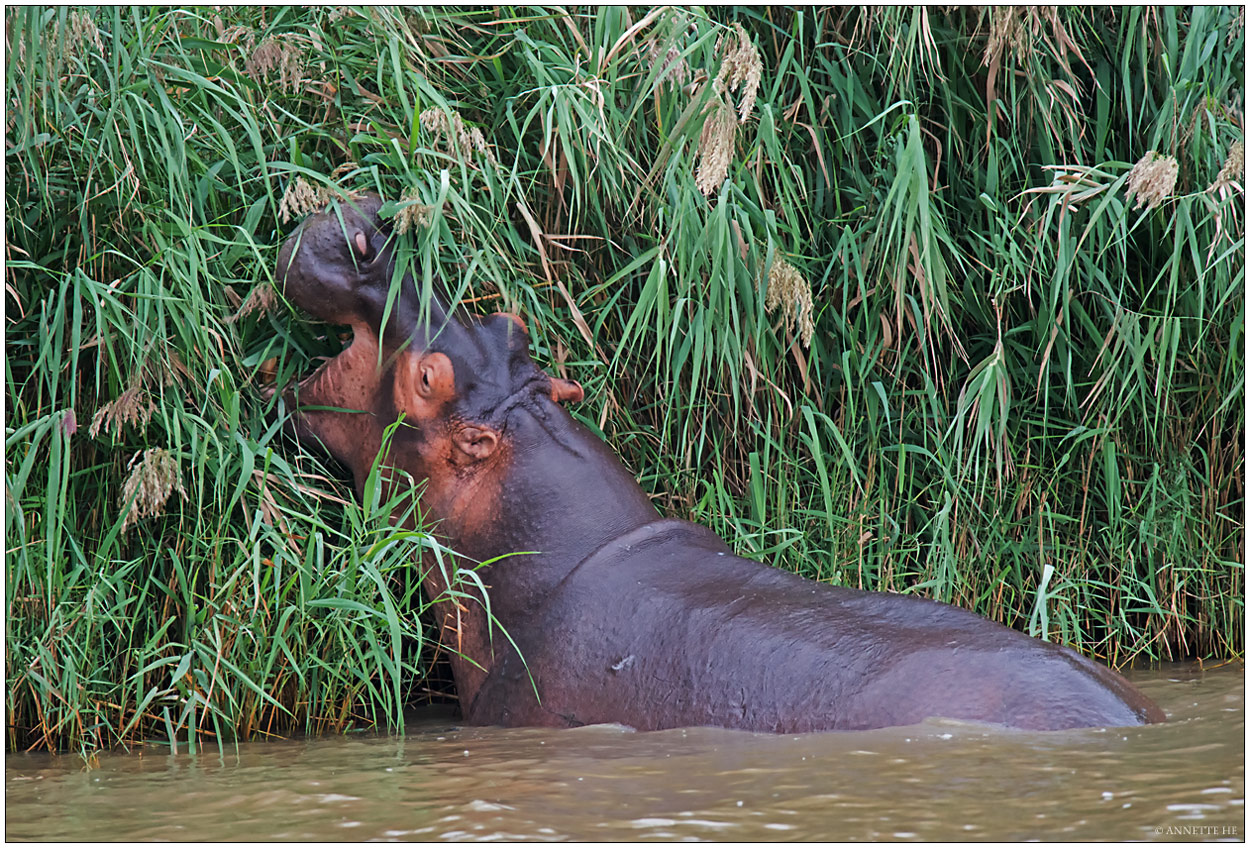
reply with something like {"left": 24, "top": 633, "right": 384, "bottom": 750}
{"left": 276, "top": 195, "right": 677, "bottom": 715}
{"left": 275, "top": 193, "right": 585, "bottom": 514}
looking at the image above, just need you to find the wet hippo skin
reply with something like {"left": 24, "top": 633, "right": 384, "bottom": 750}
{"left": 274, "top": 194, "right": 1166, "bottom": 733}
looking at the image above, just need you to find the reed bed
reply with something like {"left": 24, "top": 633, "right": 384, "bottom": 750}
{"left": 5, "top": 6, "right": 1243, "bottom": 754}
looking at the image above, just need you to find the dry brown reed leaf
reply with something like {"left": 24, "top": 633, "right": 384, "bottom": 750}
{"left": 1022, "top": 164, "right": 1114, "bottom": 210}
{"left": 765, "top": 256, "right": 815, "bottom": 348}
{"left": 855, "top": 8, "right": 943, "bottom": 86}
{"left": 119, "top": 447, "right": 186, "bottom": 534}
{"left": 1125, "top": 151, "right": 1179, "bottom": 211}
{"left": 695, "top": 98, "right": 738, "bottom": 196}
{"left": 1203, "top": 140, "right": 1243, "bottom": 260}
{"left": 982, "top": 7, "right": 1090, "bottom": 144}
{"left": 162, "top": 350, "right": 191, "bottom": 389}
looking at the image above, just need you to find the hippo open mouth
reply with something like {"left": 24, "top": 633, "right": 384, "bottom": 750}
{"left": 273, "top": 193, "right": 586, "bottom": 491}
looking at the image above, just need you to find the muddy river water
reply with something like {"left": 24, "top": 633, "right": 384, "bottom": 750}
{"left": 6, "top": 662, "right": 1243, "bottom": 841}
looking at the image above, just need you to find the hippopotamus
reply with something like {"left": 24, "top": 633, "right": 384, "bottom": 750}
{"left": 272, "top": 194, "right": 1166, "bottom": 733}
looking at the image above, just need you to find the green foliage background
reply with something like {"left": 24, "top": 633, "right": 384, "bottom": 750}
{"left": 5, "top": 6, "right": 1244, "bottom": 754}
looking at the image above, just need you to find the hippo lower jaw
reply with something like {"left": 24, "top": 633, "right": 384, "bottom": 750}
{"left": 275, "top": 322, "right": 393, "bottom": 498}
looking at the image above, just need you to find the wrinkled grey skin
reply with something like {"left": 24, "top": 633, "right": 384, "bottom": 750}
{"left": 274, "top": 195, "right": 1167, "bottom": 733}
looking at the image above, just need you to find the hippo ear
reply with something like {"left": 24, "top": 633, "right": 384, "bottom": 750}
{"left": 550, "top": 377, "right": 584, "bottom": 405}
{"left": 452, "top": 425, "right": 500, "bottom": 464}
{"left": 395, "top": 351, "right": 455, "bottom": 420}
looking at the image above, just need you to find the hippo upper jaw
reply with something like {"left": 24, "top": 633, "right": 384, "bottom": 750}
{"left": 276, "top": 193, "right": 394, "bottom": 328}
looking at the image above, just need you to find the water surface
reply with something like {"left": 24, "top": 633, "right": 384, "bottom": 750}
{"left": 6, "top": 662, "right": 1243, "bottom": 841}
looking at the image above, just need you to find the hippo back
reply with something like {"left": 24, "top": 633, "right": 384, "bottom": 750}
{"left": 467, "top": 520, "right": 1164, "bottom": 732}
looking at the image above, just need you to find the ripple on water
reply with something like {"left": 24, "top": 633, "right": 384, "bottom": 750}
{"left": 465, "top": 799, "right": 516, "bottom": 813}
{"left": 1, "top": 663, "right": 1242, "bottom": 842}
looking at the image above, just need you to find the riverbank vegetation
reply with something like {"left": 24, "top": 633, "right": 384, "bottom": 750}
{"left": 6, "top": 6, "right": 1243, "bottom": 754}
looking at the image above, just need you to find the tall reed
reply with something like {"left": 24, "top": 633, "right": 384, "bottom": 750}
{"left": 6, "top": 6, "right": 1242, "bottom": 754}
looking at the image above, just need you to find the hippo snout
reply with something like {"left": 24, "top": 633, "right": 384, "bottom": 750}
{"left": 276, "top": 193, "right": 389, "bottom": 327}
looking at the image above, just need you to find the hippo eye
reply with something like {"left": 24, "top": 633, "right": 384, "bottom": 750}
{"left": 353, "top": 231, "right": 371, "bottom": 260}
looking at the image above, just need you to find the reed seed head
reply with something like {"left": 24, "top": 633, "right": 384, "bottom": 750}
{"left": 90, "top": 386, "right": 156, "bottom": 440}
{"left": 229, "top": 283, "right": 277, "bottom": 323}
{"left": 1125, "top": 151, "right": 1179, "bottom": 211}
{"left": 695, "top": 98, "right": 738, "bottom": 197}
{"left": 983, "top": 7, "right": 1028, "bottom": 66}
{"left": 713, "top": 22, "right": 762, "bottom": 124}
{"left": 983, "top": 7, "right": 1067, "bottom": 68}
{"left": 327, "top": 7, "right": 359, "bottom": 24}
{"left": 645, "top": 12, "right": 695, "bottom": 92}
{"left": 279, "top": 177, "right": 334, "bottom": 224}
{"left": 245, "top": 33, "right": 306, "bottom": 93}
{"left": 18, "top": 10, "right": 106, "bottom": 67}
{"left": 419, "top": 108, "right": 497, "bottom": 166}
{"left": 218, "top": 23, "right": 257, "bottom": 54}
{"left": 1208, "top": 140, "right": 1244, "bottom": 195}
{"left": 119, "top": 448, "right": 186, "bottom": 534}
{"left": 692, "top": 23, "right": 763, "bottom": 195}
{"left": 765, "top": 256, "right": 815, "bottom": 348}
{"left": 648, "top": 39, "right": 691, "bottom": 91}
{"left": 394, "top": 186, "right": 435, "bottom": 236}
{"left": 64, "top": 10, "right": 104, "bottom": 60}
